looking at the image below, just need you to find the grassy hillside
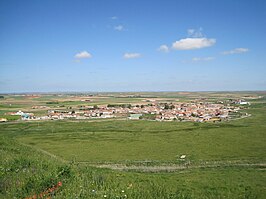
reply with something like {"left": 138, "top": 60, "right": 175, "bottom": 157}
{"left": 1, "top": 136, "right": 265, "bottom": 199}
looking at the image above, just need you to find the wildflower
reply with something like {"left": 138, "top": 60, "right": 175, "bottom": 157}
{"left": 103, "top": 194, "right": 107, "bottom": 197}
{"left": 57, "top": 181, "right": 62, "bottom": 187}
{"left": 122, "top": 190, "right": 125, "bottom": 193}
{"left": 124, "top": 195, "right": 127, "bottom": 197}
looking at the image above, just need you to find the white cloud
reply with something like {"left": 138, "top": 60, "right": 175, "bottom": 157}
{"left": 158, "top": 45, "right": 169, "bottom": 53}
{"left": 123, "top": 53, "right": 141, "bottom": 59}
{"left": 187, "top": 29, "right": 195, "bottom": 36}
{"left": 75, "top": 51, "right": 92, "bottom": 59}
{"left": 192, "top": 57, "right": 215, "bottom": 62}
{"left": 222, "top": 48, "right": 249, "bottom": 55}
{"left": 172, "top": 37, "right": 216, "bottom": 50}
{"left": 111, "top": 16, "right": 118, "bottom": 20}
{"left": 187, "top": 28, "right": 203, "bottom": 38}
{"left": 114, "top": 25, "right": 124, "bottom": 31}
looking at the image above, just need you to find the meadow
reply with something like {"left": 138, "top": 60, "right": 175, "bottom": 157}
{"left": 0, "top": 92, "right": 265, "bottom": 198}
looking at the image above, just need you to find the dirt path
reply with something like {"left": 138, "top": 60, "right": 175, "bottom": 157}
{"left": 84, "top": 161, "right": 266, "bottom": 172}
{"left": 19, "top": 142, "right": 67, "bottom": 163}
{"left": 229, "top": 113, "right": 252, "bottom": 121}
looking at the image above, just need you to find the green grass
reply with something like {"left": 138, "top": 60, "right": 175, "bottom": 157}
{"left": 0, "top": 92, "right": 266, "bottom": 198}
{"left": 1, "top": 136, "right": 265, "bottom": 199}
{"left": 2, "top": 109, "right": 264, "bottom": 164}
{"left": 0, "top": 115, "right": 20, "bottom": 121}
{"left": 0, "top": 136, "right": 67, "bottom": 198}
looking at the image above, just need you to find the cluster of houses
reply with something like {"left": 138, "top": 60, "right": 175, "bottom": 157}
{"left": 2, "top": 100, "right": 248, "bottom": 122}
{"left": 125, "top": 102, "right": 236, "bottom": 122}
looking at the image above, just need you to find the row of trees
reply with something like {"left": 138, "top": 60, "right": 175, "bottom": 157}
{"left": 107, "top": 104, "right": 132, "bottom": 108}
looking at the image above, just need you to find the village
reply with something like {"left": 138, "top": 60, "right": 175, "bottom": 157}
{"left": 2, "top": 99, "right": 250, "bottom": 123}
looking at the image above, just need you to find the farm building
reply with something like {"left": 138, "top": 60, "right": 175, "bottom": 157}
{"left": 128, "top": 114, "right": 142, "bottom": 120}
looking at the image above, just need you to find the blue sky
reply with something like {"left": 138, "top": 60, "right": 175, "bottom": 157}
{"left": 0, "top": 0, "right": 266, "bottom": 92}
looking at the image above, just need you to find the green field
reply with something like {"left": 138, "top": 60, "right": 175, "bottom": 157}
{"left": 0, "top": 92, "right": 266, "bottom": 198}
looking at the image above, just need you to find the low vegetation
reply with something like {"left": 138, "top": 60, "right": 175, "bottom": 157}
{"left": 0, "top": 92, "right": 265, "bottom": 198}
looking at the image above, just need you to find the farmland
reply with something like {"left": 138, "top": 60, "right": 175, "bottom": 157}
{"left": 0, "top": 92, "right": 266, "bottom": 198}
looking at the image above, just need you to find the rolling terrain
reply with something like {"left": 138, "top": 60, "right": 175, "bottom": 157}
{"left": 0, "top": 92, "right": 265, "bottom": 198}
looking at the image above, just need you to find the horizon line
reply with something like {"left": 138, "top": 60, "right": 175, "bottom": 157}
{"left": 1, "top": 90, "right": 266, "bottom": 95}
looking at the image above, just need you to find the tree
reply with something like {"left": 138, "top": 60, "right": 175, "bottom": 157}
{"left": 170, "top": 104, "right": 175, "bottom": 109}
{"left": 191, "top": 113, "right": 197, "bottom": 117}
{"left": 164, "top": 103, "right": 170, "bottom": 109}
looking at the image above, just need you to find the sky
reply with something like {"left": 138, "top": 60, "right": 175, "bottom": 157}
{"left": 0, "top": 0, "right": 266, "bottom": 92}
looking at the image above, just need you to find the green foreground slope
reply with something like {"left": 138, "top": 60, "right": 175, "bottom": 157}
{"left": 1, "top": 137, "right": 265, "bottom": 199}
